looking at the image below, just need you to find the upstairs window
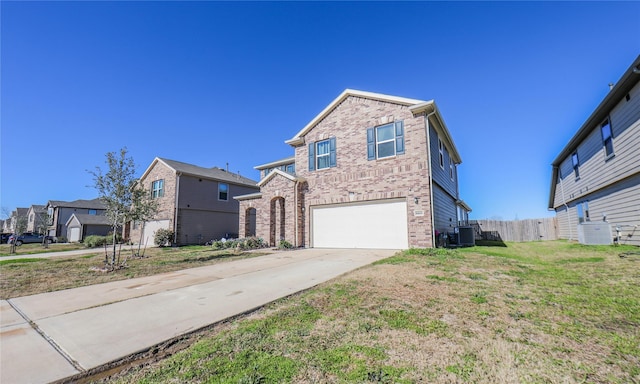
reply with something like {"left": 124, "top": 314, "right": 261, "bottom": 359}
{"left": 151, "top": 179, "right": 164, "bottom": 199}
{"left": 367, "top": 121, "right": 405, "bottom": 160}
{"left": 219, "top": 183, "right": 229, "bottom": 201}
{"left": 449, "top": 160, "right": 454, "bottom": 180}
{"left": 572, "top": 152, "right": 580, "bottom": 179}
{"left": 308, "top": 137, "right": 337, "bottom": 171}
{"left": 438, "top": 139, "right": 445, "bottom": 169}
{"left": 601, "top": 118, "right": 614, "bottom": 158}
{"left": 88, "top": 209, "right": 97, "bottom": 215}
{"left": 286, "top": 163, "right": 295, "bottom": 174}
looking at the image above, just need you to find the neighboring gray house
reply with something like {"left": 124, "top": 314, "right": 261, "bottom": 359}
{"left": 236, "top": 89, "right": 471, "bottom": 249}
{"left": 65, "top": 214, "right": 112, "bottom": 242}
{"left": 127, "top": 157, "right": 259, "bottom": 246}
{"left": 26, "top": 205, "right": 47, "bottom": 233}
{"left": 46, "top": 198, "right": 107, "bottom": 241}
{"left": 549, "top": 55, "right": 640, "bottom": 246}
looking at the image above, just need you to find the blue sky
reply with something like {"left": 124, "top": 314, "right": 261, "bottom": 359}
{"left": 1, "top": 1, "right": 639, "bottom": 220}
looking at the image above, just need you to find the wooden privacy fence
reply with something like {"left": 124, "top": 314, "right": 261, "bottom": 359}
{"left": 468, "top": 218, "right": 559, "bottom": 242}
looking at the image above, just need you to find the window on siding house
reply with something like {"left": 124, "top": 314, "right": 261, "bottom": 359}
{"left": 367, "top": 121, "right": 405, "bottom": 160}
{"left": 308, "top": 137, "right": 336, "bottom": 170}
{"left": 286, "top": 163, "right": 295, "bottom": 174}
{"left": 438, "top": 139, "right": 445, "bottom": 169}
{"left": 151, "top": 179, "right": 164, "bottom": 199}
{"left": 572, "top": 152, "right": 580, "bottom": 179}
{"left": 219, "top": 183, "right": 229, "bottom": 201}
{"left": 577, "top": 203, "right": 584, "bottom": 223}
{"left": 449, "top": 160, "right": 454, "bottom": 180}
{"left": 88, "top": 209, "right": 97, "bottom": 215}
{"left": 601, "top": 118, "right": 614, "bottom": 157}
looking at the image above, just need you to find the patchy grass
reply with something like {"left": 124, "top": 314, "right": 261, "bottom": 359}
{"left": 100, "top": 241, "right": 640, "bottom": 383}
{"left": 0, "top": 242, "right": 86, "bottom": 257}
{"left": 0, "top": 246, "right": 266, "bottom": 299}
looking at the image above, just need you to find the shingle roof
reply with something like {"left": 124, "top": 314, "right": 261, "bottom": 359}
{"left": 157, "top": 158, "right": 258, "bottom": 187}
{"left": 69, "top": 214, "right": 111, "bottom": 226}
{"left": 47, "top": 198, "right": 106, "bottom": 210}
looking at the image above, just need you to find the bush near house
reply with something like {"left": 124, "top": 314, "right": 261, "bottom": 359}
{"left": 154, "top": 229, "right": 174, "bottom": 247}
{"left": 211, "top": 237, "right": 266, "bottom": 250}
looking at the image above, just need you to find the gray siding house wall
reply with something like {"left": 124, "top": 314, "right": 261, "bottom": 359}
{"left": 46, "top": 199, "right": 107, "bottom": 241}
{"left": 549, "top": 55, "right": 640, "bottom": 246}
{"left": 128, "top": 158, "right": 259, "bottom": 245}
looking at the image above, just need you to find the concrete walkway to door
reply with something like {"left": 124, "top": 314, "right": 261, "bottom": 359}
{"left": 0, "top": 248, "right": 396, "bottom": 384}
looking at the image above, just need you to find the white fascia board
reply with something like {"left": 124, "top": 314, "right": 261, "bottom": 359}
{"left": 254, "top": 156, "right": 295, "bottom": 170}
{"left": 257, "top": 168, "right": 298, "bottom": 187}
{"left": 286, "top": 89, "right": 427, "bottom": 145}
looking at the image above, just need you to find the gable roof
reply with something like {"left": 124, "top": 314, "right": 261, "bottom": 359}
{"left": 548, "top": 55, "right": 640, "bottom": 209}
{"left": 140, "top": 157, "right": 258, "bottom": 187}
{"left": 257, "top": 168, "right": 300, "bottom": 187}
{"left": 66, "top": 213, "right": 111, "bottom": 227}
{"left": 47, "top": 198, "right": 106, "bottom": 210}
{"left": 284, "top": 89, "right": 462, "bottom": 164}
{"left": 285, "top": 89, "right": 427, "bottom": 146}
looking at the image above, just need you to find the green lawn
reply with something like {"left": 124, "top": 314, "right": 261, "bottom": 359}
{"left": 99, "top": 241, "right": 639, "bottom": 383}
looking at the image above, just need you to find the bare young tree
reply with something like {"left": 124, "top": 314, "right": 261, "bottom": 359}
{"left": 89, "top": 147, "right": 156, "bottom": 270}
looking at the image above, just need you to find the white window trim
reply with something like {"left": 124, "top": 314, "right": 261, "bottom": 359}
{"left": 316, "top": 139, "right": 331, "bottom": 169}
{"left": 438, "top": 139, "right": 445, "bottom": 169}
{"left": 376, "top": 123, "right": 396, "bottom": 159}
{"left": 151, "top": 179, "right": 164, "bottom": 199}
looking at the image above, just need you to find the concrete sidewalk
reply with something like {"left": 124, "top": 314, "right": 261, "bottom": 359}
{"left": 0, "top": 244, "right": 138, "bottom": 261}
{"left": 0, "top": 248, "right": 395, "bottom": 383}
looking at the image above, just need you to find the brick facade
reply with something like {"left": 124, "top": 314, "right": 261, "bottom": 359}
{"left": 236, "top": 90, "right": 466, "bottom": 249}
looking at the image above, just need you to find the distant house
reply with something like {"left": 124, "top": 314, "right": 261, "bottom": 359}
{"left": 235, "top": 89, "right": 470, "bottom": 249}
{"left": 126, "top": 157, "right": 259, "bottom": 246}
{"left": 26, "top": 205, "right": 47, "bottom": 233}
{"left": 548, "top": 55, "right": 640, "bottom": 246}
{"left": 3, "top": 208, "right": 28, "bottom": 234}
{"left": 65, "top": 214, "right": 112, "bottom": 242}
{"left": 46, "top": 199, "right": 107, "bottom": 241}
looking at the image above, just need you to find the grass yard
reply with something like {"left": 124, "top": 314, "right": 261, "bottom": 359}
{"left": 0, "top": 242, "right": 87, "bottom": 257}
{"left": 98, "top": 241, "right": 639, "bottom": 384}
{"left": 0, "top": 246, "right": 265, "bottom": 299}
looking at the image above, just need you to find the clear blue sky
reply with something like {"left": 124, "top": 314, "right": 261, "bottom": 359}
{"left": 2, "top": 1, "right": 639, "bottom": 220}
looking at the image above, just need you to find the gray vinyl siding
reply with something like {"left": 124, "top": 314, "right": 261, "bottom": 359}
{"left": 176, "top": 209, "right": 238, "bottom": 245}
{"left": 433, "top": 183, "right": 458, "bottom": 234}
{"left": 429, "top": 125, "right": 458, "bottom": 198}
{"left": 552, "top": 81, "right": 640, "bottom": 210}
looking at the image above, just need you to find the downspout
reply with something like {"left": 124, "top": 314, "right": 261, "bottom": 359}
{"left": 425, "top": 108, "right": 437, "bottom": 247}
{"left": 294, "top": 179, "right": 299, "bottom": 247}
{"left": 174, "top": 172, "right": 181, "bottom": 245}
{"left": 558, "top": 169, "right": 573, "bottom": 241}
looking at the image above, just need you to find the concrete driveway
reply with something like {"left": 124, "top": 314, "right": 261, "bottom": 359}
{"left": 0, "top": 248, "right": 396, "bottom": 383}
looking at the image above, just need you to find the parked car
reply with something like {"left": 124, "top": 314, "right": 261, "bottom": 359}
{"left": 0, "top": 233, "right": 12, "bottom": 244}
{"left": 8, "top": 232, "right": 54, "bottom": 246}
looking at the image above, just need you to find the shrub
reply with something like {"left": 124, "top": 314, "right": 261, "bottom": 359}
{"left": 210, "top": 237, "right": 266, "bottom": 251}
{"left": 154, "top": 228, "right": 174, "bottom": 247}
{"left": 84, "top": 235, "right": 107, "bottom": 248}
{"left": 278, "top": 239, "right": 293, "bottom": 249}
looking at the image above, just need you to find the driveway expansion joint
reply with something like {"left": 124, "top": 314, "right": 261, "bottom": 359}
{"left": 7, "top": 299, "right": 86, "bottom": 373}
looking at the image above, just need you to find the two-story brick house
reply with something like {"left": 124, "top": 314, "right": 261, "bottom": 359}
{"left": 236, "top": 89, "right": 470, "bottom": 249}
{"left": 548, "top": 55, "right": 640, "bottom": 246}
{"left": 127, "top": 157, "right": 259, "bottom": 246}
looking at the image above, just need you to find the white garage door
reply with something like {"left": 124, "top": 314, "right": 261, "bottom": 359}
{"left": 312, "top": 199, "right": 408, "bottom": 249}
{"left": 69, "top": 227, "right": 81, "bottom": 243}
{"left": 142, "top": 220, "right": 171, "bottom": 247}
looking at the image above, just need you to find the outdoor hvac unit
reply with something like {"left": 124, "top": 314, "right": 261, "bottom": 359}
{"left": 457, "top": 226, "right": 475, "bottom": 247}
{"left": 577, "top": 222, "right": 613, "bottom": 245}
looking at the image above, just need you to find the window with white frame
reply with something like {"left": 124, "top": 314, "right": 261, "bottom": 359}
{"left": 151, "top": 179, "right": 164, "bottom": 199}
{"left": 601, "top": 118, "right": 614, "bottom": 157}
{"left": 308, "top": 137, "right": 336, "bottom": 170}
{"left": 218, "top": 183, "right": 229, "bottom": 201}
{"left": 367, "top": 121, "right": 405, "bottom": 160}
{"left": 449, "top": 160, "right": 454, "bottom": 180}
{"left": 438, "top": 139, "right": 445, "bottom": 169}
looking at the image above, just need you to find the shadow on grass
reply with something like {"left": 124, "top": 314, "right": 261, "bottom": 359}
{"left": 474, "top": 239, "right": 508, "bottom": 247}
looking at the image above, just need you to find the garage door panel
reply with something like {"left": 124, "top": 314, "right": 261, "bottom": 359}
{"left": 312, "top": 200, "right": 408, "bottom": 249}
